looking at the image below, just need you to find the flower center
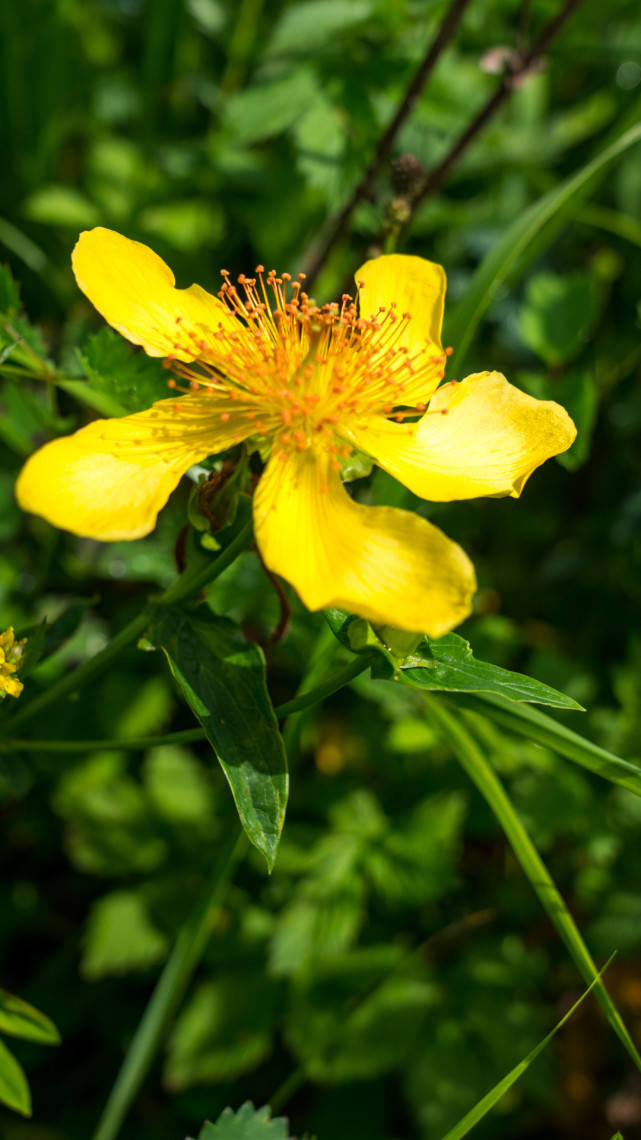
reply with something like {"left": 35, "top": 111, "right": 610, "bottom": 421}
{"left": 165, "top": 267, "right": 448, "bottom": 462}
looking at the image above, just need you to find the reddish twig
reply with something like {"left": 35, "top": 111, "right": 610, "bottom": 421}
{"left": 407, "top": 0, "right": 585, "bottom": 213}
{"left": 302, "top": 0, "right": 474, "bottom": 289}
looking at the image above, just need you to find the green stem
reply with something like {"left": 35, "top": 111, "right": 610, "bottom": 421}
{"left": 453, "top": 691, "right": 641, "bottom": 799}
{"left": 6, "top": 521, "right": 253, "bottom": 735}
{"left": 92, "top": 826, "right": 245, "bottom": 1140}
{"left": 427, "top": 696, "right": 641, "bottom": 1071}
{"left": 2, "top": 651, "right": 374, "bottom": 753}
{"left": 6, "top": 611, "right": 150, "bottom": 735}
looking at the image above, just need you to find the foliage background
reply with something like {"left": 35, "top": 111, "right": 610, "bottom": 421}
{"left": 1, "top": 0, "right": 641, "bottom": 1137}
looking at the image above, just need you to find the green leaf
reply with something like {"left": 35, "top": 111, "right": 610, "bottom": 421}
{"left": 193, "top": 1103, "right": 290, "bottom": 1140}
{"left": 0, "top": 265, "right": 20, "bottom": 316}
{"left": 223, "top": 68, "right": 320, "bottom": 145}
{"left": 0, "top": 989, "right": 60, "bottom": 1045}
{"left": 265, "top": 0, "right": 372, "bottom": 58}
{"left": 447, "top": 120, "right": 641, "bottom": 375}
{"left": 0, "top": 1037, "right": 31, "bottom": 1116}
{"left": 145, "top": 606, "right": 287, "bottom": 870}
{"left": 23, "top": 184, "right": 100, "bottom": 229}
{"left": 428, "top": 698, "right": 641, "bottom": 1074}
{"left": 440, "top": 962, "right": 610, "bottom": 1140}
{"left": 520, "top": 272, "right": 600, "bottom": 366}
{"left": 454, "top": 691, "right": 641, "bottom": 800}
{"left": 82, "top": 890, "right": 169, "bottom": 980}
{"left": 77, "top": 328, "right": 170, "bottom": 413}
{"left": 391, "top": 633, "right": 583, "bottom": 709}
{"left": 325, "top": 612, "right": 581, "bottom": 709}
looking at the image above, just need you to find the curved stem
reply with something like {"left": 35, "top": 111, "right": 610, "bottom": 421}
{"left": 427, "top": 696, "right": 641, "bottom": 1072}
{"left": 2, "top": 651, "right": 374, "bottom": 753}
{"left": 92, "top": 826, "right": 245, "bottom": 1140}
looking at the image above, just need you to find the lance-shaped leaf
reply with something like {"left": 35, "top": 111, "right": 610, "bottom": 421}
{"left": 325, "top": 610, "right": 580, "bottom": 709}
{"left": 145, "top": 607, "right": 287, "bottom": 871}
{"left": 0, "top": 1038, "right": 30, "bottom": 1116}
{"left": 0, "top": 989, "right": 60, "bottom": 1045}
{"left": 390, "top": 633, "right": 582, "bottom": 710}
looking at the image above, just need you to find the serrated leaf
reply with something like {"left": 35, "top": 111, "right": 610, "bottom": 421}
{"left": 0, "top": 990, "right": 60, "bottom": 1045}
{"left": 145, "top": 606, "right": 287, "bottom": 870}
{"left": 78, "top": 328, "right": 170, "bottom": 413}
{"left": 192, "top": 1102, "right": 291, "bottom": 1140}
{"left": 0, "top": 1038, "right": 31, "bottom": 1116}
{"left": 392, "top": 633, "right": 583, "bottom": 709}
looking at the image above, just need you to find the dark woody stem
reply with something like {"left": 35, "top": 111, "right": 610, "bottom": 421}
{"left": 303, "top": 0, "right": 584, "bottom": 289}
{"left": 405, "top": 0, "right": 585, "bottom": 217}
{"left": 301, "top": 0, "right": 473, "bottom": 289}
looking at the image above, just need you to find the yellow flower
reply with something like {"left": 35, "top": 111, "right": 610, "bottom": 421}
{"left": 16, "top": 228, "right": 576, "bottom": 634}
{"left": 0, "top": 627, "right": 26, "bottom": 699}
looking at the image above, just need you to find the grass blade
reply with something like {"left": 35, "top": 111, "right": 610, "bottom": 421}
{"left": 427, "top": 697, "right": 641, "bottom": 1072}
{"left": 440, "top": 958, "right": 612, "bottom": 1140}
{"left": 451, "top": 691, "right": 641, "bottom": 799}
{"left": 446, "top": 121, "right": 641, "bottom": 375}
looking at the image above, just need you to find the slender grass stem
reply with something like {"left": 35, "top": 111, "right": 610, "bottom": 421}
{"left": 427, "top": 696, "right": 641, "bottom": 1071}
{"left": 6, "top": 521, "right": 253, "bottom": 735}
{"left": 91, "top": 826, "right": 245, "bottom": 1140}
{"left": 2, "top": 650, "right": 374, "bottom": 754}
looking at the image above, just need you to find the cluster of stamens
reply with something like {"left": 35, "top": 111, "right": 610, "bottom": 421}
{"left": 164, "top": 266, "right": 451, "bottom": 467}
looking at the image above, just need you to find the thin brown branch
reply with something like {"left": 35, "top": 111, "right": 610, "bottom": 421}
{"left": 302, "top": 0, "right": 474, "bottom": 289}
{"left": 407, "top": 0, "right": 584, "bottom": 214}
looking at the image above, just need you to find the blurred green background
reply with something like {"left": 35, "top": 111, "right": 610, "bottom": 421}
{"left": 2, "top": 0, "right": 641, "bottom": 1137}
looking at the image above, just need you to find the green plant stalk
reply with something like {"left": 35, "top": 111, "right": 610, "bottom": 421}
{"left": 427, "top": 697, "right": 641, "bottom": 1072}
{"left": 1, "top": 651, "right": 374, "bottom": 753}
{"left": 453, "top": 691, "right": 641, "bottom": 799}
{"left": 6, "top": 521, "right": 253, "bottom": 735}
{"left": 92, "top": 826, "right": 245, "bottom": 1140}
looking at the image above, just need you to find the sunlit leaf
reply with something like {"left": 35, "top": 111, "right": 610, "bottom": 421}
{"left": 145, "top": 606, "right": 288, "bottom": 870}
{"left": 192, "top": 1102, "right": 291, "bottom": 1140}
{"left": 0, "top": 989, "right": 59, "bottom": 1045}
{"left": 0, "top": 1038, "right": 31, "bottom": 1116}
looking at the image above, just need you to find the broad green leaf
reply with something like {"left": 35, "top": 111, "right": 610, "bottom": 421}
{"left": 266, "top": 0, "right": 372, "bottom": 58}
{"left": 0, "top": 1037, "right": 31, "bottom": 1116}
{"left": 82, "top": 891, "right": 169, "bottom": 979}
{"left": 325, "top": 611, "right": 581, "bottom": 709}
{"left": 428, "top": 698, "right": 641, "bottom": 1074}
{"left": 0, "top": 989, "right": 60, "bottom": 1045}
{"left": 145, "top": 606, "right": 287, "bottom": 870}
{"left": 457, "top": 691, "right": 641, "bottom": 799}
{"left": 77, "top": 328, "right": 169, "bottom": 414}
{"left": 223, "top": 68, "right": 320, "bottom": 145}
{"left": 23, "top": 184, "right": 100, "bottom": 229}
{"left": 519, "top": 272, "right": 600, "bottom": 365}
{"left": 193, "top": 1103, "right": 290, "bottom": 1140}
{"left": 440, "top": 963, "right": 610, "bottom": 1140}
{"left": 447, "top": 120, "right": 641, "bottom": 375}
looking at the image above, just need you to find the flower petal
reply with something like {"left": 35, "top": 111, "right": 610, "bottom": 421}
{"left": 16, "top": 395, "right": 254, "bottom": 540}
{"left": 344, "top": 371, "right": 577, "bottom": 502}
{"left": 72, "top": 227, "right": 237, "bottom": 361}
{"left": 253, "top": 445, "right": 476, "bottom": 635}
{"left": 356, "top": 253, "right": 446, "bottom": 357}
